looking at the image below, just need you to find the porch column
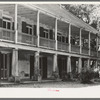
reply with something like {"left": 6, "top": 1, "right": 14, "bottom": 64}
{"left": 95, "top": 60, "right": 98, "bottom": 68}
{"left": 89, "top": 32, "right": 91, "bottom": 55}
{"left": 68, "top": 24, "right": 71, "bottom": 52}
{"left": 55, "top": 18, "right": 57, "bottom": 50}
{"left": 80, "top": 29, "right": 82, "bottom": 54}
{"left": 53, "top": 53, "right": 58, "bottom": 72}
{"left": 15, "top": 4, "right": 18, "bottom": 43}
{"left": 87, "top": 58, "right": 90, "bottom": 69}
{"left": 67, "top": 56, "right": 71, "bottom": 73}
{"left": 97, "top": 34, "right": 99, "bottom": 57}
{"left": 37, "top": 10, "right": 40, "bottom": 47}
{"left": 12, "top": 49, "right": 19, "bottom": 81}
{"left": 34, "top": 51, "right": 40, "bottom": 81}
{"left": 78, "top": 57, "right": 82, "bottom": 73}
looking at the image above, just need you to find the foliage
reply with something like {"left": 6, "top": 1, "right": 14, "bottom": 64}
{"left": 78, "top": 68, "right": 94, "bottom": 83}
{"left": 62, "top": 4, "right": 100, "bottom": 30}
{"left": 52, "top": 71, "right": 59, "bottom": 80}
{"left": 62, "top": 71, "right": 73, "bottom": 81}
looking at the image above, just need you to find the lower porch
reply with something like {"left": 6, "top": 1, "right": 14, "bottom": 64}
{"left": 0, "top": 47, "right": 99, "bottom": 82}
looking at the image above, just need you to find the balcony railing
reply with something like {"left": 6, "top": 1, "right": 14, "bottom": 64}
{"left": 82, "top": 47, "right": 89, "bottom": 55}
{"left": 18, "top": 32, "right": 37, "bottom": 45}
{"left": 58, "top": 42, "right": 69, "bottom": 52}
{"left": 40, "top": 37, "right": 55, "bottom": 49}
{"left": 98, "top": 52, "right": 100, "bottom": 57}
{"left": 71, "top": 45, "right": 80, "bottom": 53}
{"left": 0, "top": 28, "right": 15, "bottom": 42}
{"left": 90, "top": 49, "right": 97, "bottom": 57}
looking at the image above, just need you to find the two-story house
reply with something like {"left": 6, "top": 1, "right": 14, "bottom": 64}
{"left": 0, "top": 4, "right": 99, "bottom": 82}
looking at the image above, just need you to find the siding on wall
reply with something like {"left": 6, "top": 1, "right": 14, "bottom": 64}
{"left": 18, "top": 60, "right": 30, "bottom": 76}
{"left": 47, "top": 56, "right": 53, "bottom": 78}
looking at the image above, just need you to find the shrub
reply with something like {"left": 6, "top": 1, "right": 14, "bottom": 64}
{"left": 79, "top": 68, "right": 94, "bottom": 83}
{"left": 62, "top": 71, "right": 73, "bottom": 81}
{"left": 52, "top": 71, "right": 59, "bottom": 80}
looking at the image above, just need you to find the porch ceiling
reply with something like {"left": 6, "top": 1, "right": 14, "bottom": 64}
{"left": 57, "top": 20, "right": 69, "bottom": 33}
{"left": 0, "top": 4, "right": 15, "bottom": 14}
{"left": 82, "top": 30, "right": 89, "bottom": 38}
{"left": 71, "top": 25, "right": 80, "bottom": 36}
{"left": 18, "top": 5, "right": 37, "bottom": 22}
{"left": 39, "top": 12, "right": 55, "bottom": 28}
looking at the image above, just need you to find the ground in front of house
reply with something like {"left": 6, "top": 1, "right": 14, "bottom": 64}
{"left": 1, "top": 79, "right": 100, "bottom": 88}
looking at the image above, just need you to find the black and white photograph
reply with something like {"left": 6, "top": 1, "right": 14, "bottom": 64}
{"left": 1, "top": 1, "right": 100, "bottom": 98}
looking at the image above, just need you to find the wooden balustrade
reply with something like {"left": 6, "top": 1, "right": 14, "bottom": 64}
{"left": 90, "top": 49, "right": 97, "bottom": 57}
{"left": 82, "top": 47, "right": 89, "bottom": 55}
{"left": 40, "top": 37, "right": 55, "bottom": 49}
{"left": 18, "top": 32, "right": 37, "bottom": 45}
{"left": 71, "top": 45, "right": 80, "bottom": 53}
{"left": 0, "top": 28, "right": 15, "bottom": 42}
{"left": 58, "top": 42, "right": 69, "bottom": 52}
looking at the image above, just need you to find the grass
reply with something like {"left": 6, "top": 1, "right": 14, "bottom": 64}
{"left": 1, "top": 80, "right": 100, "bottom": 88}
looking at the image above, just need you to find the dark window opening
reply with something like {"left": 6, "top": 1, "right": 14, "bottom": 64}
{"left": 7, "top": 22, "right": 11, "bottom": 29}
{"left": 3, "top": 21, "right": 6, "bottom": 28}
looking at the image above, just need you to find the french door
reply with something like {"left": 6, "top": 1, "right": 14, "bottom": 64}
{"left": 0, "top": 53, "right": 11, "bottom": 80}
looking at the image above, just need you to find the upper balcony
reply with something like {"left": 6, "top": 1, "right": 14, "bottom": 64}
{"left": 71, "top": 25, "right": 80, "bottom": 54}
{"left": 0, "top": 4, "right": 98, "bottom": 57}
{"left": 81, "top": 30, "right": 89, "bottom": 55}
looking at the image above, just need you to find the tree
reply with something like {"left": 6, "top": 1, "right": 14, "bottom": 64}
{"left": 62, "top": 4, "right": 100, "bottom": 30}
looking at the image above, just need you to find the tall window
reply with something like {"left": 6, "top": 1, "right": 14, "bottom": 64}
{"left": 22, "top": 21, "right": 34, "bottom": 35}
{"left": 26, "top": 25, "right": 32, "bottom": 35}
{"left": 57, "top": 32, "right": 68, "bottom": 43}
{"left": 40, "top": 26, "right": 54, "bottom": 40}
{"left": 3, "top": 16, "right": 12, "bottom": 30}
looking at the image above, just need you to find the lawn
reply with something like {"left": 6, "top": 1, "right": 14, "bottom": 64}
{"left": 1, "top": 80, "right": 100, "bottom": 88}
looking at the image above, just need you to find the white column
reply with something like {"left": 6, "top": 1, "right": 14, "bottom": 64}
{"left": 34, "top": 51, "right": 40, "bottom": 75}
{"left": 15, "top": 4, "right": 18, "bottom": 43}
{"left": 89, "top": 32, "right": 91, "bottom": 55}
{"left": 12, "top": 49, "right": 18, "bottom": 77}
{"left": 69, "top": 24, "right": 71, "bottom": 52}
{"left": 95, "top": 60, "right": 98, "bottom": 68}
{"left": 55, "top": 18, "right": 57, "bottom": 50}
{"left": 97, "top": 34, "right": 99, "bottom": 57}
{"left": 37, "top": 10, "right": 40, "bottom": 47}
{"left": 67, "top": 56, "right": 71, "bottom": 73}
{"left": 53, "top": 53, "right": 58, "bottom": 72}
{"left": 78, "top": 57, "right": 82, "bottom": 73}
{"left": 80, "top": 29, "right": 82, "bottom": 54}
{"left": 87, "top": 58, "right": 90, "bottom": 69}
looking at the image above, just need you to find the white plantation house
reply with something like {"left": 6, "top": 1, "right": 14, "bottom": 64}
{"left": 0, "top": 4, "right": 99, "bottom": 82}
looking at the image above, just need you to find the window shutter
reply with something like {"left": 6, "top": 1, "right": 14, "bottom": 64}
{"left": 49, "top": 29, "right": 53, "bottom": 39}
{"left": 22, "top": 21, "right": 26, "bottom": 33}
{"left": 12, "top": 22, "right": 14, "bottom": 30}
{"left": 40, "top": 27, "right": 44, "bottom": 37}
{"left": 0, "top": 18, "right": 2, "bottom": 27}
{"left": 34, "top": 25, "right": 36, "bottom": 36}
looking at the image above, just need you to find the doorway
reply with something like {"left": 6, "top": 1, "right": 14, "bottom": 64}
{"left": 40, "top": 56, "right": 47, "bottom": 79}
{"left": 58, "top": 56, "right": 67, "bottom": 79}
{"left": 0, "top": 53, "right": 12, "bottom": 80}
{"left": 30, "top": 55, "right": 34, "bottom": 79}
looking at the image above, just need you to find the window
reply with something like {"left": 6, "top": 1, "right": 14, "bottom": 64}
{"left": 3, "top": 16, "right": 11, "bottom": 30}
{"left": 44, "top": 29, "right": 49, "bottom": 38}
{"left": 57, "top": 32, "right": 68, "bottom": 43}
{"left": 26, "top": 26, "right": 33, "bottom": 35}
{"left": 57, "top": 33, "right": 62, "bottom": 42}
{"left": 3, "top": 21, "right": 6, "bottom": 28}
{"left": 40, "top": 27, "right": 51, "bottom": 39}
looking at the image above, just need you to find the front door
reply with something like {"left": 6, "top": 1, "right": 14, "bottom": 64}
{"left": 58, "top": 57, "right": 67, "bottom": 78}
{"left": 40, "top": 56, "right": 47, "bottom": 79}
{"left": 30, "top": 56, "right": 34, "bottom": 79}
{"left": 0, "top": 53, "right": 11, "bottom": 80}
